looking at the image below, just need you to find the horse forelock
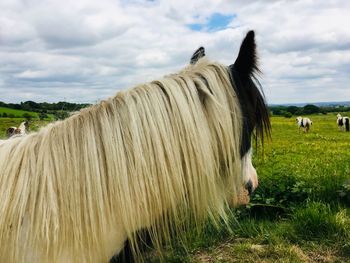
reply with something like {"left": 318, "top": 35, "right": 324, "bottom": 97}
{"left": 0, "top": 59, "right": 245, "bottom": 262}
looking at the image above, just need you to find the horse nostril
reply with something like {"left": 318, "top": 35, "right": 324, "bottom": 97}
{"left": 245, "top": 180, "right": 253, "bottom": 196}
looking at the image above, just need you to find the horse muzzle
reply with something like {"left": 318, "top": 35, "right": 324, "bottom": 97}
{"left": 236, "top": 177, "right": 259, "bottom": 206}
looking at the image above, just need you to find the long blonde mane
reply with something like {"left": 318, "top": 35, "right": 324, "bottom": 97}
{"left": 0, "top": 59, "right": 243, "bottom": 262}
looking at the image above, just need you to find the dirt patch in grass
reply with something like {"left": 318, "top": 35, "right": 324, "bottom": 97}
{"left": 190, "top": 239, "right": 348, "bottom": 263}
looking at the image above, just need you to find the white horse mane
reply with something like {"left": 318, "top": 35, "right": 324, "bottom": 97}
{"left": 0, "top": 59, "right": 244, "bottom": 262}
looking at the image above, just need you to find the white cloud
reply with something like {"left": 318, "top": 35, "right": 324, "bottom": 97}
{"left": 0, "top": 0, "right": 349, "bottom": 104}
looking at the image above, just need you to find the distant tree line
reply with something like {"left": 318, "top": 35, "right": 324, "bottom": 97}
{"left": 270, "top": 104, "right": 350, "bottom": 118}
{"left": 2, "top": 101, "right": 349, "bottom": 120}
{"left": 0, "top": 101, "right": 90, "bottom": 113}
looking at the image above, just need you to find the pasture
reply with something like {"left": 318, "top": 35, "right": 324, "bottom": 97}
{"left": 0, "top": 118, "right": 51, "bottom": 138}
{"left": 144, "top": 113, "right": 350, "bottom": 262}
{"left": 0, "top": 106, "right": 56, "bottom": 138}
{"left": 0, "top": 106, "right": 55, "bottom": 121}
{"left": 0, "top": 113, "right": 349, "bottom": 262}
{"left": 0, "top": 106, "right": 42, "bottom": 119}
{"left": 0, "top": 106, "right": 38, "bottom": 116}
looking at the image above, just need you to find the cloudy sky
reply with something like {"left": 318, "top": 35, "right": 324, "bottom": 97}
{"left": 1, "top": 0, "right": 349, "bottom": 104}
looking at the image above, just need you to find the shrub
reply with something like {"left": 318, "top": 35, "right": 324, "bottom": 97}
{"left": 286, "top": 106, "right": 299, "bottom": 115}
{"left": 23, "top": 112, "right": 33, "bottom": 120}
{"left": 39, "top": 112, "right": 48, "bottom": 120}
{"left": 252, "top": 172, "right": 309, "bottom": 206}
{"left": 283, "top": 112, "right": 292, "bottom": 118}
{"left": 54, "top": 111, "right": 69, "bottom": 120}
{"left": 303, "top": 104, "right": 320, "bottom": 114}
{"left": 237, "top": 171, "right": 312, "bottom": 219}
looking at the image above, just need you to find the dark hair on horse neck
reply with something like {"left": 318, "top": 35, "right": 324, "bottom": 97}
{"left": 229, "top": 30, "right": 271, "bottom": 156}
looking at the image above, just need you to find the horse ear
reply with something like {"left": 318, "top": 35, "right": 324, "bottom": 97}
{"left": 233, "top": 30, "right": 259, "bottom": 78}
{"left": 190, "top": 46, "right": 205, "bottom": 64}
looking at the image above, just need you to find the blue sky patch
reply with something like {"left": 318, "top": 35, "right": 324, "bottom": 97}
{"left": 188, "top": 13, "right": 236, "bottom": 32}
{"left": 188, "top": 23, "right": 204, "bottom": 31}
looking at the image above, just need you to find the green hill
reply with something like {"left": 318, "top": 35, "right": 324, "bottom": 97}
{"left": 0, "top": 107, "right": 54, "bottom": 120}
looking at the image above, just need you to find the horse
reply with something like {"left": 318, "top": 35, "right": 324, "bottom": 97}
{"left": 296, "top": 116, "right": 312, "bottom": 133}
{"left": 6, "top": 126, "right": 18, "bottom": 137}
{"left": 6, "top": 121, "right": 29, "bottom": 138}
{"left": 1, "top": 121, "right": 28, "bottom": 147}
{"left": 0, "top": 30, "right": 270, "bottom": 263}
{"left": 336, "top": 113, "right": 349, "bottom": 131}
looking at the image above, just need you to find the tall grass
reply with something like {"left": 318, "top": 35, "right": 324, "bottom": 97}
{"left": 144, "top": 113, "right": 350, "bottom": 262}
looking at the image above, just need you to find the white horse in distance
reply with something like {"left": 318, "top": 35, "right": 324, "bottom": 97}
{"left": 336, "top": 113, "right": 349, "bottom": 131}
{"left": 296, "top": 116, "right": 312, "bottom": 133}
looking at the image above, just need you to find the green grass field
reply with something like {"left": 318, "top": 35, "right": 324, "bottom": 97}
{"left": 0, "top": 107, "right": 40, "bottom": 117}
{"left": 0, "top": 118, "right": 51, "bottom": 138}
{"left": 0, "top": 107, "right": 54, "bottom": 121}
{"left": 145, "top": 113, "right": 350, "bottom": 262}
{"left": 0, "top": 107, "right": 56, "bottom": 138}
{"left": 0, "top": 113, "right": 349, "bottom": 262}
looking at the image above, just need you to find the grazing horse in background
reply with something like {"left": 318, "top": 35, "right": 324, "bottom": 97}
{"left": 296, "top": 116, "right": 312, "bottom": 133}
{"left": 336, "top": 113, "right": 349, "bottom": 131}
{"left": 0, "top": 31, "right": 270, "bottom": 263}
{"left": 1, "top": 121, "right": 29, "bottom": 147}
{"left": 6, "top": 121, "right": 29, "bottom": 138}
{"left": 6, "top": 126, "right": 17, "bottom": 137}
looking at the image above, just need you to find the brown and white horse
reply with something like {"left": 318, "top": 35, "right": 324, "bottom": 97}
{"left": 6, "top": 121, "right": 29, "bottom": 138}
